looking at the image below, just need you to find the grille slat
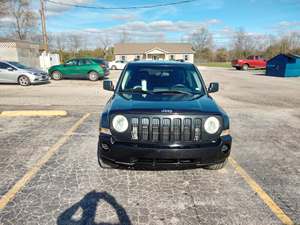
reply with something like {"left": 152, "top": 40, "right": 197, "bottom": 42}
{"left": 162, "top": 118, "right": 171, "bottom": 142}
{"left": 130, "top": 116, "right": 202, "bottom": 144}
{"left": 152, "top": 118, "right": 160, "bottom": 142}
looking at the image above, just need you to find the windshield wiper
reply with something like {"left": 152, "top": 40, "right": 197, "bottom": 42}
{"left": 120, "top": 88, "right": 152, "bottom": 94}
{"left": 152, "top": 90, "right": 194, "bottom": 95}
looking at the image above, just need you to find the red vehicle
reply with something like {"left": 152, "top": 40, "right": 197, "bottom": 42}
{"left": 231, "top": 55, "right": 266, "bottom": 70}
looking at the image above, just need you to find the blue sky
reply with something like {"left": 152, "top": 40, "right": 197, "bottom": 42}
{"left": 42, "top": 0, "right": 300, "bottom": 46}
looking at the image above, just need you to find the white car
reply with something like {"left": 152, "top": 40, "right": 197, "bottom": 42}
{"left": 109, "top": 60, "right": 127, "bottom": 70}
{"left": 0, "top": 60, "right": 49, "bottom": 86}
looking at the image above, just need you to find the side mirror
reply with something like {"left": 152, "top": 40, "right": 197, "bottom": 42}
{"left": 7, "top": 67, "right": 14, "bottom": 71}
{"left": 103, "top": 80, "right": 114, "bottom": 91}
{"left": 208, "top": 82, "right": 219, "bottom": 93}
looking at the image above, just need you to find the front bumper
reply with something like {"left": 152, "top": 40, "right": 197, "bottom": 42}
{"left": 31, "top": 75, "right": 50, "bottom": 84}
{"left": 98, "top": 134, "right": 232, "bottom": 169}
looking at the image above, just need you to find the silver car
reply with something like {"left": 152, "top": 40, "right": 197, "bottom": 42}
{"left": 0, "top": 60, "right": 49, "bottom": 86}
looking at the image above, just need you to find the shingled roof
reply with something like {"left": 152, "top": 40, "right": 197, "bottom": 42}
{"left": 114, "top": 43, "right": 194, "bottom": 54}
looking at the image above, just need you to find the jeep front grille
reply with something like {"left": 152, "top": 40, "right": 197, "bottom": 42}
{"left": 129, "top": 116, "right": 202, "bottom": 144}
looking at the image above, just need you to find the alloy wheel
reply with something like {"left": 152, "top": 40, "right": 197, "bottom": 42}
{"left": 18, "top": 76, "right": 30, "bottom": 86}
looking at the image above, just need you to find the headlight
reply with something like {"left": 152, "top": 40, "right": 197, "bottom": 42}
{"left": 112, "top": 115, "right": 128, "bottom": 133}
{"left": 204, "top": 116, "right": 220, "bottom": 134}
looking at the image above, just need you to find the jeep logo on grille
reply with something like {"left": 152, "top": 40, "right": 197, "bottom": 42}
{"left": 161, "top": 109, "right": 173, "bottom": 113}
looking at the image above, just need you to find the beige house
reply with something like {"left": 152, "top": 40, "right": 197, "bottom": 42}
{"left": 0, "top": 38, "right": 41, "bottom": 68}
{"left": 114, "top": 43, "right": 194, "bottom": 63}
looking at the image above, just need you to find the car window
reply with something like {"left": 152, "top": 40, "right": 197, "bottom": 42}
{"left": 0, "top": 62, "right": 10, "bottom": 69}
{"left": 7, "top": 61, "right": 29, "bottom": 69}
{"left": 65, "top": 60, "right": 77, "bottom": 66}
{"left": 93, "top": 59, "right": 105, "bottom": 65}
{"left": 119, "top": 65, "right": 204, "bottom": 94}
{"left": 78, "top": 59, "right": 91, "bottom": 66}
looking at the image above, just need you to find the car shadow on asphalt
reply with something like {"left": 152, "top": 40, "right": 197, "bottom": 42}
{"left": 57, "top": 191, "right": 132, "bottom": 225}
{"left": 0, "top": 81, "right": 50, "bottom": 86}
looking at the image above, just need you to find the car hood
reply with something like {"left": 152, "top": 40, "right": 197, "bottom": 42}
{"left": 20, "top": 68, "right": 47, "bottom": 76}
{"left": 108, "top": 93, "right": 221, "bottom": 114}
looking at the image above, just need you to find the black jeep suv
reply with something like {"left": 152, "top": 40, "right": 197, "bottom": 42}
{"left": 98, "top": 61, "right": 232, "bottom": 170}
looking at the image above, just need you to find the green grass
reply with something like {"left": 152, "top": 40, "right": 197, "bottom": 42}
{"left": 198, "top": 62, "right": 232, "bottom": 68}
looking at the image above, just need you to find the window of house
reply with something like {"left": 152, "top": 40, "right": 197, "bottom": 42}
{"left": 121, "top": 56, "right": 126, "bottom": 61}
{"left": 184, "top": 55, "right": 189, "bottom": 61}
{"left": 170, "top": 55, "right": 175, "bottom": 60}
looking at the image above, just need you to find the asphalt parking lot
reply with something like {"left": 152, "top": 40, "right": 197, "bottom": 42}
{"left": 0, "top": 67, "right": 299, "bottom": 225}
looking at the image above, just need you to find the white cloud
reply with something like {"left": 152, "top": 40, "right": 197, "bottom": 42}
{"left": 76, "top": 19, "right": 222, "bottom": 44}
{"left": 0, "top": 16, "right": 15, "bottom": 23}
{"left": 115, "top": 19, "right": 221, "bottom": 33}
{"left": 45, "top": 0, "right": 95, "bottom": 16}
{"left": 277, "top": 20, "right": 300, "bottom": 28}
{"left": 269, "top": 21, "right": 300, "bottom": 33}
{"left": 109, "top": 13, "right": 137, "bottom": 21}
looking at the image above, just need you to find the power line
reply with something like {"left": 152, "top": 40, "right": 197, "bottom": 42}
{"left": 46, "top": 0, "right": 198, "bottom": 10}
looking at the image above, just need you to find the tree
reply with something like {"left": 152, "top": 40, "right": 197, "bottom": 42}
{"left": 215, "top": 48, "right": 228, "bottom": 62}
{"left": 189, "top": 27, "right": 214, "bottom": 62}
{"left": 68, "top": 34, "right": 83, "bottom": 55}
{"left": 98, "top": 35, "right": 112, "bottom": 57}
{"left": 231, "top": 27, "right": 255, "bottom": 59}
{"left": 9, "top": 0, "right": 38, "bottom": 40}
{"left": 0, "top": 0, "right": 9, "bottom": 17}
{"left": 189, "top": 27, "right": 213, "bottom": 52}
{"left": 118, "top": 29, "right": 132, "bottom": 43}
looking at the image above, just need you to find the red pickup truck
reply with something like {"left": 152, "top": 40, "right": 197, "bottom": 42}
{"left": 231, "top": 55, "right": 266, "bottom": 70}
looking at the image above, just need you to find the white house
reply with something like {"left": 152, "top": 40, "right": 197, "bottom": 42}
{"left": 114, "top": 43, "right": 194, "bottom": 63}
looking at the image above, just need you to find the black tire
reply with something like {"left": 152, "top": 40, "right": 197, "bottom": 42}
{"left": 51, "top": 71, "right": 62, "bottom": 80}
{"left": 88, "top": 71, "right": 99, "bottom": 81}
{"left": 18, "top": 75, "right": 31, "bottom": 86}
{"left": 204, "top": 159, "right": 228, "bottom": 170}
{"left": 236, "top": 67, "right": 241, "bottom": 70}
{"left": 242, "top": 64, "right": 249, "bottom": 71}
{"left": 111, "top": 65, "right": 117, "bottom": 70}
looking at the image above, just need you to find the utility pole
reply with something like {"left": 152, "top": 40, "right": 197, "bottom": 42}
{"left": 40, "top": 0, "right": 48, "bottom": 52}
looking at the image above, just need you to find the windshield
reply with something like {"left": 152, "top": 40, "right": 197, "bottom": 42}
{"left": 119, "top": 64, "right": 204, "bottom": 95}
{"left": 8, "top": 61, "right": 30, "bottom": 69}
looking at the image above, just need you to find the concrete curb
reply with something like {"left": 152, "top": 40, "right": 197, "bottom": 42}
{"left": 0, "top": 110, "right": 68, "bottom": 117}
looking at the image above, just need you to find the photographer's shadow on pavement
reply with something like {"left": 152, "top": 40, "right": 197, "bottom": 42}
{"left": 57, "top": 191, "right": 132, "bottom": 225}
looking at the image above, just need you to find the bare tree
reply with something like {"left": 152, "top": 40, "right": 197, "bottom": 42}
{"left": 48, "top": 33, "right": 67, "bottom": 51}
{"left": 68, "top": 34, "right": 83, "bottom": 55}
{"left": 118, "top": 29, "right": 132, "bottom": 43}
{"left": 188, "top": 27, "right": 213, "bottom": 62}
{"left": 189, "top": 27, "right": 213, "bottom": 51}
{"left": 0, "top": 0, "right": 9, "bottom": 17}
{"left": 8, "top": 0, "right": 38, "bottom": 40}
{"left": 99, "top": 35, "right": 112, "bottom": 51}
{"left": 231, "top": 27, "right": 255, "bottom": 58}
{"left": 285, "top": 32, "right": 300, "bottom": 50}
{"left": 98, "top": 34, "right": 112, "bottom": 57}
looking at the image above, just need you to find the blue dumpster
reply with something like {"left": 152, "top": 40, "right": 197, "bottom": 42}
{"left": 266, "top": 53, "right": 300, "bottom": 77}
